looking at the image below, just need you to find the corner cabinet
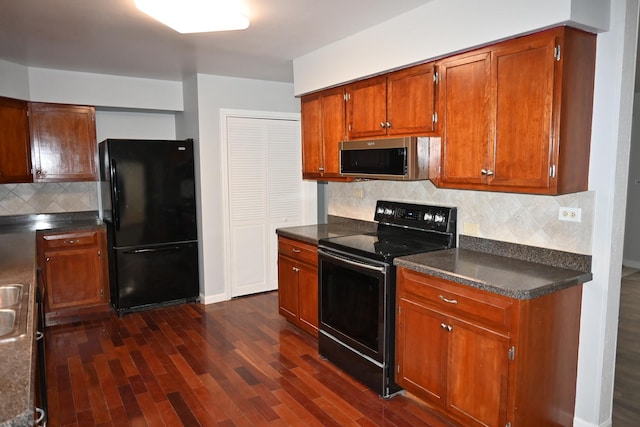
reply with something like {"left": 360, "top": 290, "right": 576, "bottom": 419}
{"left": 37, "top": 227, "right": 110, "bottom": 326}
{"left": 396, "top": 267, "right": 583, "bottom": 427}
{"left": 277, "top": 236, "right": 318, "bottom": 336}
{"left": 0, "top": 96, "right": 32, "bottom": 183}
{"left": 29, "top": 102, "right": 98, "bottom": 182}
{"left": 345, "top": 63, "right": 438, "bottom": 139}
{"left": 435, "top": 26, "right": 596, "bottom": 194}
{"left": 301, "top": 87, "right": 349, "bottom": 180}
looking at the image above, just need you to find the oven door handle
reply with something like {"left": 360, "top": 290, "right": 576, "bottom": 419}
{"left": 320, "top": 250, "right": 387, "bottom": 274}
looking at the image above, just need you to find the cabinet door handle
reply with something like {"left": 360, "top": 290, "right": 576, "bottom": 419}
{"left": 292, "top": 266, "right": 300, "bottom": 272}
{"left": 45, "top": 257, "right": 50, "bottom": 262}
{"left": 440, "top": 323, "right": 453, "bottom": 332}
{"left": 318, "top": 167, "right": 324, "bottom": 172}
{"left": 380, "top": 122, "right": 386, "bottom": 128}
{"left": 481, "top": 169, "right": 494, "bottom": 176}
{"left": 35, "top": 407, "right": 45, "bottom": 425}
{"left": 386, "top": 121, "right": 391, "bottom": 128}
{"left": 438, "top": 295, "right": 458, "bottom": 304}
{"left": 292, "top": 248, "right": 301, "bottom": 253}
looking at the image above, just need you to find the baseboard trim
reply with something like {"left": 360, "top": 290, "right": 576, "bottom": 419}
{"left": 622, "top": 258, "right": 640, "bottom": 269}
{"left": 200, "top": 292, "right": 229, "bottom": 305}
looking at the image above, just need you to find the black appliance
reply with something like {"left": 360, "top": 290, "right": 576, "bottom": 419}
{"left": 317, "top": 200, "right": 457, "bottom": 398}
{"left": 339, "top": 137, "right": 431, "bottom": 180}
{"left": 99, "top": 139, "right": 200, "bottom": 314}
{"left": 35, "top": 285, "right": 47, "bottom": 426}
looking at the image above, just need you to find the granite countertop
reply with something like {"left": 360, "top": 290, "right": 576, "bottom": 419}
{"left": 276, "top": 222, "right": 592, "bottom": 301}
{"left": 0, "top": 231, "right": 37, "bottom": 427}
{"left": 394, "top": 248, "right": 593, "bottom": 300}
{"left": 0, "top": 211, "right": 103, "bottom": 427}
{"left": 276, "top": 218, "right": 376, "bottom": 245}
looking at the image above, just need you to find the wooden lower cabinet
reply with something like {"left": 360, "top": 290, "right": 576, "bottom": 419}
{"left": 396, "top": 267, "right": 583, "bottom": 427}
{"left": 37, "top": 227, "right": 110, "bottom": 325}
{"left": 277, "top": 236, "right": 318, "bottom": 337}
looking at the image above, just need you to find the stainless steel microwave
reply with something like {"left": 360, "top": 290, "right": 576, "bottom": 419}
{"left": 339, "top": 136, "right": 431, "bottom": 180}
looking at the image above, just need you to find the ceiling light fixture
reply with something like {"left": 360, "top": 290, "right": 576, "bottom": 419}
{"left": 135, "top": 0, "right": 249, "bottom": 34}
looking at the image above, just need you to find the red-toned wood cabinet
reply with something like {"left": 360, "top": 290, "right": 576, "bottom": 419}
{"left": 345, "top": 62, "right": 438, "bottom": 140}
{"left": 277, "top": 236, "right": 318, "bottom": 337}
{"left": 0, "top": 96, "right": 32, "bottom": 183}
{"left": 37, "top": 227, "right": 110, "bottom": 325}
{"left": 29, "top": 102, "right": 98, "bottom": 182}
{"left": 435, "top": 26, "right": 596, "bottom": 194}
{"left": 396, "top": 267, "right": 583, "bottom": 427}
{"left": 301, "top": 86, "right": 349, "bottom": 180}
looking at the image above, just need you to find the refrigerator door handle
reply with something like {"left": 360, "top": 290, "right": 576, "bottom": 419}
{"left": 110, "top": 158, "right": 121, "bottom": 231}
{"left": 123, "top": 246, "right": 185, "bottom": 255}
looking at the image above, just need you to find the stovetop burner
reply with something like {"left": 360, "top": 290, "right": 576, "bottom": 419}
{"left": 319, "top": 201, "right": 457, "bottom": 263}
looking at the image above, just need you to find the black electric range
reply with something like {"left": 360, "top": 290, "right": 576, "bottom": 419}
{"left": 317, "top": 200, "right": 457, "bottom": 398}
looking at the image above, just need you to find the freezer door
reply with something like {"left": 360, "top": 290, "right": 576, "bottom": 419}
{"left": 112, "top": 242, "right": 199, "bottom": 312}
{"left": 104, "top": 139, "right": 197, "bottom": 248}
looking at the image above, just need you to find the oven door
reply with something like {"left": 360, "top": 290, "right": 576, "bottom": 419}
{"left": 318, "top": 247, "right": 390, "bottom": 364}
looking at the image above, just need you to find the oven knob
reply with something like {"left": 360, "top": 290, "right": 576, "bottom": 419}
{"left": 435, "top": 213, "right": 445, "bottom": 223}
{"left": 384, "top": 208, "right": 393, "bottom": 215}
{"left": 424, "top": 212, "right": 434, "bottom": 221}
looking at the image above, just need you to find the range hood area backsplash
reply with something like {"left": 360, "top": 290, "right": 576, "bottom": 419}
{"left": 0, "top": 182, "right": 98, "bottom": 216}
{"left": 327, "top": 180, "right": 594, "bottom": 255}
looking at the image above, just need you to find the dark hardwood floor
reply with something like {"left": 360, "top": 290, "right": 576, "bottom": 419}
{"left": 44, "top": 291, "right": 453, "bottom": 427}
{"left": 612, "top": 270, "right": 640, "bottom": 425}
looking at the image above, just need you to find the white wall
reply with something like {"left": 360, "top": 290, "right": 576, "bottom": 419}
{"left": 293, "top": 0, "right": 610, "bottom": 95}
{"left": 27, "top": 67, "right": 183, "bottom": 110}
{"left": 189, "top": 74, "right": 300, "bottom": 303}
{"left": 624, "top": 92, "right": 640, "bottom": 267}
{"left": 95, "top": 110, "right": 177, "bottom": 141}
{"left": 293, "top": 0, "right": 637, "bottom": 426}
{"left": 0, "top": 60, "right": 29, "bottom": 99}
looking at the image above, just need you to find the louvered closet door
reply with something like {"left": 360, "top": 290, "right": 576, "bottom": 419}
{"left": 227, "top": 116, "right": 304, "bottom": 297}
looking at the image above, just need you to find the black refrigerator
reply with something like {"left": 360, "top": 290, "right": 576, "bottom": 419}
{"left": 99, "top": 139, "right": 199, "bottom": 314}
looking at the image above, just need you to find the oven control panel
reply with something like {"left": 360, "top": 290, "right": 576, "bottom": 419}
{"left": 374, "top": 200, "right": 456, "bottom": 233}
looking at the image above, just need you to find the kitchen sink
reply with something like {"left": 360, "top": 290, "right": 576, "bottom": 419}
{"left": 0, "top": 283, "right": 29, "bottom": 342}
{"left": 0, "top": 309, "right": 16, "bottom": 336}
{"left": 0, "top": 284, "right": 22, "bottom": 308}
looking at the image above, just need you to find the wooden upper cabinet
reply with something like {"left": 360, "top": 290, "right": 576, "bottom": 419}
{"left": 387, "top": 64, "right": 438, "bottom": 136}
{"left": 345, "top": 75, "right": 388, "bottom": 139}
{"left": 436, "top": 26, "right": 596, "bottom": 194}
{"left": 0, "top": 96, "right": 32, "bottom": 183}
{"left": 29, "top": 102, "right": 98, "bottom": 182}
{"left": 346, "top": 62, "right": 437, "bottom": 139}
{"left": 301, "top": 86, "right": 348, "bottom": 180}
{"left": 437, "top": 52, "right": 492, "bottom": 187}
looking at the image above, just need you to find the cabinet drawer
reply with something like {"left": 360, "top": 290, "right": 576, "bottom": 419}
{"left": 398, "top": 268, "right": 514, "bottom": 332}
{"left": 41, "top": 230, "right": 99, "bottom": 249}
{"left": 278, "top": 237, "right": 317, "bottom": 266}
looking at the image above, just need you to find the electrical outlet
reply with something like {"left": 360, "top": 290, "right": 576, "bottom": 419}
{"left": 559, "top": 207, "right": 581, "bottom": 222}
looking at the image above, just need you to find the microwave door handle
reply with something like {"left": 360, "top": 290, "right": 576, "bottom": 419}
{"left": 322, "top": 251, "right": 386, "bottom": 274}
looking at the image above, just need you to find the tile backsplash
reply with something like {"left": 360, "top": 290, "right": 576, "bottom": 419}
{"left": 0, "top": 183, "right": 98, "bottom": 215}
{"left": 328, "top": 180, "right": 594, "bottom": 255}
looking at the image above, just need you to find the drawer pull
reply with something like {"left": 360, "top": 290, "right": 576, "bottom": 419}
{"left": 292, "top": 248, "right": 301, "bottom": 253}
{"left": 65, "top": 239, "right": 78, "bottom": 245}
{"left": 439, "top": 295, "right": 458, "bottom": 304}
